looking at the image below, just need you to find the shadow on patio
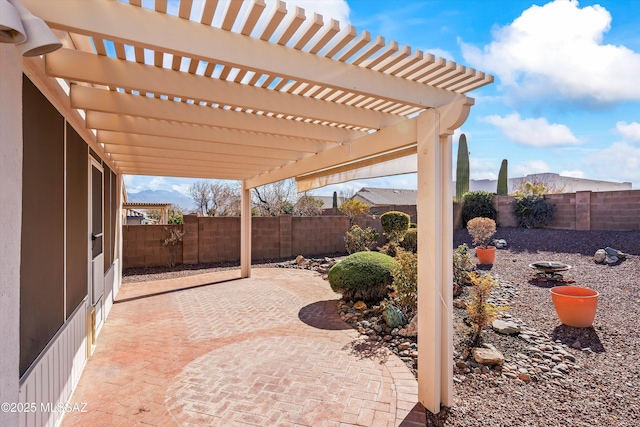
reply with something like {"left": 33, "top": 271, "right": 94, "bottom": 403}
{"left": 61, "top": 268, "right": 424, "bottom": 427}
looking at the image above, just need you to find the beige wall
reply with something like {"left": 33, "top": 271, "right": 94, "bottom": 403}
{"left": 0, "top": 45, "right": 22, "bottom": 424}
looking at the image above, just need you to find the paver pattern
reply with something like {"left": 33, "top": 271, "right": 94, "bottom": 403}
{"left": 61, "top": 268, "right": 422, "bottom": 426}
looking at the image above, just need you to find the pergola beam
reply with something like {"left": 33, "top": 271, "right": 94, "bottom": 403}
{"left": 118, "top": 168, "right": 246, "bottom": 180}
{"left": 71, "top": 85, "right": 361, "bottom": 142}
{"left": 108, "top": 154, "right": 266, "bottom": 172}
{"left": 47, "top": 49, "right": 405, "bottom": 130}
{"left": 103, "top": 144, "right": 287, "bottom": 167}
{"left": 24, "top": 0, "right": 461, "bottom": 109}
{"left": 98, "top": 131, "right": 308, "bottom": 161}
{"left": 244, "top": 97, "right": 474, "bottom": 188}
{"left": 87, "top": 112, "right": 331, "bottom": 154}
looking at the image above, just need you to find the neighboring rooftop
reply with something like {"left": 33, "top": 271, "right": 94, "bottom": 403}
{"left": 352, "top": 187, "right": 417, "bottom": 206}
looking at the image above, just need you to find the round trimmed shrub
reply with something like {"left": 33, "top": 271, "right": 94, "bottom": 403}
{"left": 461, "top": 191, "right": 497, "bottom": 227}
{"left": 400, "top": 228, "right": 418, "bottom": 253}
{"left": 328, "top": 251, "right": 395, "bottom": 302}
{"left": 380, "top": 211, "right": 410, "bottom": 242}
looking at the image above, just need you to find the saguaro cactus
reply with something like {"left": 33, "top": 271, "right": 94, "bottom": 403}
{"left": 497, "top": 159, "right": 508, "bottom": 196}
{"left": 332, "top": 191, "right": 338, "bottom": 208}
{"left": 456, "top": 134, "right": 470, "bottom": 201}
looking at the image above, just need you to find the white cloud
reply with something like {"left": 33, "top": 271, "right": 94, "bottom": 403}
{"left": 560, "top": 170, "right": 585, "bottom": 178}
{"left": 511, "top": 160, "right": 551, "bottom": 177}
{"left": 171, "top": 184, "right": 191, "bottom": 196}
{"left": 480, "top": 113, "right": 580, "bottom": 147}
{"left": 148, "top": 177, "right": 167, "bottom": 191}
{"left": 616, "top": 121, "right": 640, "bottom": 142}
{"left": 469, "top": 158, "right": 498, "bottom": 180}
{"left": 584, "top": 142, "right": 640, "bottom": 184}
{"left": 460, "top": 0, "right": 640, "bottom": 104}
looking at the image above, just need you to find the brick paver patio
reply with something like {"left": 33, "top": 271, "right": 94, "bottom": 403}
{"left": 61, "top": 268, "right": 426, "bottom": 426}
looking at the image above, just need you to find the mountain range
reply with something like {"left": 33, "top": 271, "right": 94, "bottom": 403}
{"left": 126, "top": 190, "right": 194, "bottom": 210}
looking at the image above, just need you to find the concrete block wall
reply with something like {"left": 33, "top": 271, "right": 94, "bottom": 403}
{"left": 123, "top": 225, "right": 183, "bottom": 268}
{"left": 198, "top": 217, "right": 241, "bottom": 263}
{"left": 292, "top": 216, "right": 350, "bottom": 255}
{"left": 545, "top": 193, "right": 576, "bottom": 229}
{"left": 590, "top": 190, "right": 640, "bottom": 230}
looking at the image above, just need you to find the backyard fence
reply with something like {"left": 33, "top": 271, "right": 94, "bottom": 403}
{"left": 123, "top": 189, "right": 639, "bottom": 269}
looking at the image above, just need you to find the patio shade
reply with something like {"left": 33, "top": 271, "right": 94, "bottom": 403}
{"left": 22, "top": 0, "right": 491, "bottom": 188}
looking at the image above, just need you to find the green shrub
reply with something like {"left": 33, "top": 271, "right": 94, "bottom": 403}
{"left": 328, "top": 252, "right": 395, "bottom": 302}
{"left": 513, "top": 195, "right": 555, "bottom": 229}
{"left": 380, "top": 211, "right": 410, "bottom": 243}
{"left": 344, "top": 225, "right": 380, "bottom": 254}
{"left": 453, "top": 244, "right": 474, "bottom": 286}
{"left": 391, "top": 249, "right": 418, "bottom": 317}
{"left": 409, "top": 222, "right": 417, "bottom": 229}
{"left": 400, "top": 228, "right": 418, "bottom": 253}
{"left": 461, "top": 191, "right": 497, "bottom": 226}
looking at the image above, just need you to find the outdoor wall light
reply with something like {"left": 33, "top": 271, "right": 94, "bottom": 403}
{"left": 0, "top": 0, "right": 61, "bottom": 57}
{"left": 0, "top": 0, "right": 26, "bottom": 43}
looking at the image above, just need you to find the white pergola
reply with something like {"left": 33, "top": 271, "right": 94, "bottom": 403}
{"left": 22, "top": 0, "right": 492, "bottom": 414}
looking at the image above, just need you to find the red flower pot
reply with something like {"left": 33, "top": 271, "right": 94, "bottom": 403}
{"left": 550, "top": 286, "right": 599, "bottom": 328}
{"left": 475, "top": 246, "right": 496, "bottom": 265}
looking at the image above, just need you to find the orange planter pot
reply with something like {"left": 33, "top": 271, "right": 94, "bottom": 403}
{"left": 550, "top": 286, "right": 599, "bottom": 328}
{"left": 475, "top": 246, "right": 496, "bottom": 264}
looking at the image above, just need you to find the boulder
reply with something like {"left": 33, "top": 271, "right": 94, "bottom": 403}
{"left": 353, "top": 301, "right": 367, "bottom": 311}
{"left": 295, "top": 255, "right": 309, "bottom": 266}
{"left": 403, "top": 315, "right": 417, "bottom": 337}
{"left": 605, "top": 255, "right": 619, "bottom": 264}
{"left": 494, "top": 239, "right": 507, "bottom": 249}
{"left": 472, "top": 347, "right": 505, "bottom": 366}
{"left": 594, "top": 249, "right": 606, "bottom": 263}
{"left": 491, "top": 319, "right": 520, "bottom": 335}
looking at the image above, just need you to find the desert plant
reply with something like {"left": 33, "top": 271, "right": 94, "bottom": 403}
{"left": 339, "top": 199, "right": 370, "bottom": 226}
{"left": 513, "top": 194, "right": 555, "bottom": 229}
{"left": 161, "top": 226, "right": 185, "bottom": 268}
{"left": 497, "top": 159, "right": 508, "bottom": 196}
{"left": 378, "top": 241, "right": 400, "bottom": 258}
{"left": 380, "top": 211, "right": 410, "bottom": 243}
{"left": 344, "top": 225, "right": 380, "bottom": 254}
{"left": 400, "top": 228, "right": 418, "bottom": 253}
{"left": 467, "top": 273, "right": 500, "bottom": 345}
{"left": 456, "top": 133, "right": 470, "bottom": 201}
{"left": 390, "top": 249, "right": 418, "bottom": 318}
{"left": 328, "top": 251, "right": 395, "bottom": 302}
{"left": 332, "top": 191, "right": 338, "bottom": 208}
{"left": 409, "top": 222, "right": 417, "bottom": 229}
{"left": 460, "top": 190, "right": 496, "bottom": 226}
{"left": 466, "top": 217, "right": 496, "bottom": 248}
{"left": 453, "top": 244, "right": 475, "bottom": 286}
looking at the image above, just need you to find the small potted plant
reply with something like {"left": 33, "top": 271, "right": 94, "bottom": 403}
{"left": 466, "top": 217, "right": 497, "bottom": 264}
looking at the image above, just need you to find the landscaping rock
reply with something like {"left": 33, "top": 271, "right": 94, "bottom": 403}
{"left": 353, "top": 301, "right": 367, "bottom": 311}
{"left": 472, "top": 348, "right": 505, "bottom": 366}
{"left": 404, "top": 315, "right": 418, "bottom": 337}
{"left": 594, "top": 249, "right": 607, "bottom": 263}
{"left": 295, "top": 255, "right": 309, "bottom": 266}
{"left": 491, "top": 319, "right": 520, "bottom": 335}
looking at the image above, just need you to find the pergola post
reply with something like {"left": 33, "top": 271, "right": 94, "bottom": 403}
{"left": 416, "top": 110, "right": 444, "bottom": 413}
{"left": 240, "top": 181, "right": 251, "bottom": 278}
{"left": 416, "top": 97, "right": 472, "bottom": 414}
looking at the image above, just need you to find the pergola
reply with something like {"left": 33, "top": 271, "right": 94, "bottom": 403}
{"left": 22, "top": 0, "right": 492, "bottom": 414}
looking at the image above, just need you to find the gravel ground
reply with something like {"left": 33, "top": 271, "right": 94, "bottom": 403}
{"left": 123, "top": 228, "right": 640, "bottom": 427}
{"left": 445, "top": 228, "right": 640, "bottom": 427}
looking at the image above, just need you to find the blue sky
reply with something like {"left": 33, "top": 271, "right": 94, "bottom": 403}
{"left": 125, "top": 0, "right": 640, "bottom": 197}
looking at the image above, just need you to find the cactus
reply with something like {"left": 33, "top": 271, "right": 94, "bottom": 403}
{"left": 497, "top": 159, "right": 508, "bottom": 195}
{"left": 456, "top": 134, "right": 470, "bottom": 201}
{"left": 332, "top": 191, "right": 338, "bottom": 208}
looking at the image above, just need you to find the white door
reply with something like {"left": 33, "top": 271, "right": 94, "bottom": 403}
{"left": 89, "top": 158, "right": 104, "bottom": 331}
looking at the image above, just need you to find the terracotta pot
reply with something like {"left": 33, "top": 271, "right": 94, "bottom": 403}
{"left": 550, "top": 286, "right": 599, "bottom": 328}
{"left": 475, "top": 246, "right": 496, "bottom": 264}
